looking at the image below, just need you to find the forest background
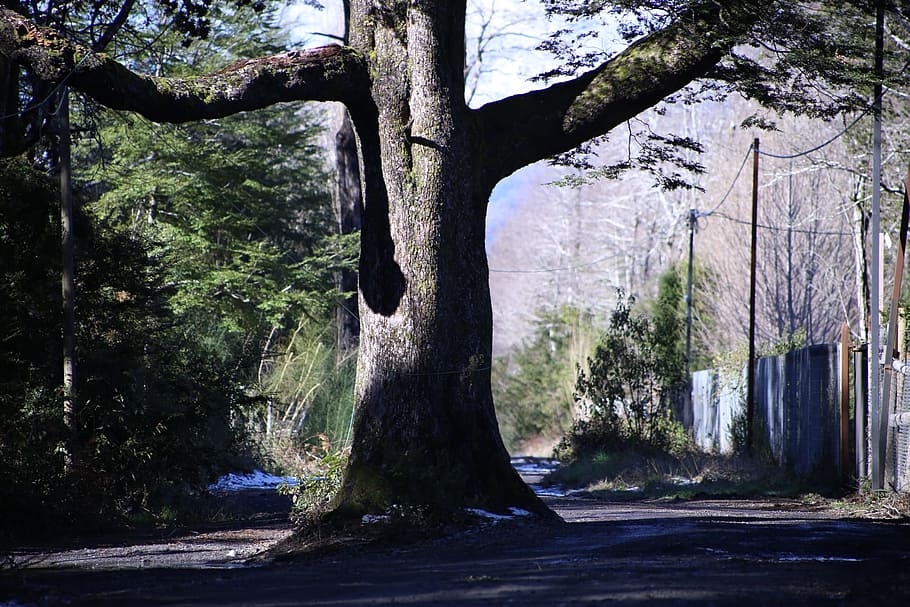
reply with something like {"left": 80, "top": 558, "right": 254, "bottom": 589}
{"left": 1, "top": 0, "right": 906, "bottom": 531}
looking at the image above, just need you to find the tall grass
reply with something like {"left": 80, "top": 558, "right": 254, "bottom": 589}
{"left": 260, "top": 319, "right": 356, "bottom": 475}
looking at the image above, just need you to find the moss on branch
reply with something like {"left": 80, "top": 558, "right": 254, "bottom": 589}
{"left": 0, "top": 7, "right": 369, "bottom": 125}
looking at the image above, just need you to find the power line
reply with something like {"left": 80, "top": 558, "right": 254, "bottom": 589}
{"left": 701, "top": 143, "right": 753, "bottom": 217}
{"left": 695, "top": 112, "right": 871, "bottom": 231}
{"left": 712, "top": 211, "right": 852, "bottom": 237}
{"left": 752, "top": 52, "right": 910, "bottom": 162}
{"left": 756, "top": 111, "right": 868, "bottom": 160}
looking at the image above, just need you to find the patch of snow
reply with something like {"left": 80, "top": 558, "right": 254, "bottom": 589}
{"left": 774, "top": 554, "right": 864, "bottom": 563}
{"left": 361, "top": 514, "right": 391, "bottom": 524}
{"left": 466, "top": 507, "right": 532, "bottom": 522}
{"left": 705, "top": 547, "right": 864, "bottom": 563}
{"left": 530, "top": 484, "right": 586, "bottom": 497}
{"left": 208, "top": 470, "right": 298, "bottom": 492}
{"left": 530, "top": 484, "right": 567, "bottom": 497}
{"left": 511, "top": 457, "right": 561, "bottom": 475}
{"left": 668, "top": 476, "right": 697, "bottom": 486}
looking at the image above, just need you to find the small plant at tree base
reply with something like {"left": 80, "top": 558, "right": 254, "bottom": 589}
{"left": 278, "top": 434, "right": 348, "bottom": 524}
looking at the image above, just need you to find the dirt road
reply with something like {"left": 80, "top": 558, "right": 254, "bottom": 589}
{"left": 3, "top": 491, "right": 910, "bottom": 606}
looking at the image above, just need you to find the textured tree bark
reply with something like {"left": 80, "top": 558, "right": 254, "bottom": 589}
{"left": 58, "top": 88, "right": 77, "bottom": 471}
{"left": 0, "top": 1, "right": 762, "bottom": 520}
{"left": 0, "top": 52, "right": 18, "bottom": 154}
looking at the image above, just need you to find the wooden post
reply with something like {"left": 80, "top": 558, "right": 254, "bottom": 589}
{"left": 879, "top": 164, "right": 910, "bottom": 490}
{"left": 855, "top": 346, "right": 867, "bottom": 485}
{"left": 747, "top": 138, "right": 760, "bottom": 454}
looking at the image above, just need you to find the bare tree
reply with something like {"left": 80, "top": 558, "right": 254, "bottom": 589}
{"left": 696, "top": 111, "right": 859, "bottom": 359}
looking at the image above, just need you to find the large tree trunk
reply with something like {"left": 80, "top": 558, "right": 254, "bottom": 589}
{"left": 332, "top": 1, "right": 544, "bottom": 518}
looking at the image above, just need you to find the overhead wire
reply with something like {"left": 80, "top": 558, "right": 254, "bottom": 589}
{"left": 711, "top": 211, "right": 852, "bottom": 237}
{"left": 693, "top": 108, "right": 872, "bottom": 232}
{"left": 700, "top": 143, "right": 754, "bottom": 218}
{"left": 488, "top": 250, "right": 626, "bottom": 274}
{"left": 755, "top": 111, "right": 869, "bottom": 160}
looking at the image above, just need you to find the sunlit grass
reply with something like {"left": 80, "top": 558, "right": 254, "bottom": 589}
{"left": 544, "top": 448, "right": 841, "bottom": 502}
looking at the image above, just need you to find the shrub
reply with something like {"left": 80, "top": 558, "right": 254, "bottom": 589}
{"left": 277, "top": 435, "right": 348, "bottom": 523}
{"left": 0, "top": 158, "right": 253, "bottom": 531}
{"left": 565, "top": 282, "right": 688, "bottom": 461}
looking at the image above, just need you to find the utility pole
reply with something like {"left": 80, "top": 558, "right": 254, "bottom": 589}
{"left": 870, "top": 1, "right": 884, "bottom": 490}
{"left": 685, "top": 208, "right": 697, "bottom": 381}
{"left": 747, "top": 138, "right": 760, "bottom": 454}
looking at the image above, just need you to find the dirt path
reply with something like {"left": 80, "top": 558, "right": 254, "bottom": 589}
{"left": 3, "top": 489, "right": 910, "bottom": 606}
{"left": 4, "top": 489, "right": 296, "bottom": 572}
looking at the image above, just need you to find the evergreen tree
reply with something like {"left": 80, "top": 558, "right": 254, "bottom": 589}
{"left": 650, "top": 265, "right": 686, "bottom": 392}
{"left": 1, "top": 2, "right": 349, "bottom": 528}
{"left": 79, "top": 5, "right": 345, "bottom": 347}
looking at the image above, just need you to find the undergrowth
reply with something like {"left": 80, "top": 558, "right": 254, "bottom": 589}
{"left": 546, "top": 447, "right": 841, "bottom": 502}
{"left": 829, "top": 489, "right": 910, "bottom": 519}
{"left": 276, "top": 433, "right": 348, "bottom": 524}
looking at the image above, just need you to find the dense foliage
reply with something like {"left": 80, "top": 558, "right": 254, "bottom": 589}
{"left": 0, "top": 2, "right": 349, "bottom": 533}
{"left": 560, "top": 268, "right": 688, "bottom": 460}
{"left": 492, "top": 306, "right": 597, "bottom": 452}
{"left": 0, "top": 158, "right": 258, "bottom": 529}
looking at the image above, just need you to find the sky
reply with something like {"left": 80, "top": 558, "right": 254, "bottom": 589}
{"left": 278, "top": 1, "right": 565, "bottom": 104}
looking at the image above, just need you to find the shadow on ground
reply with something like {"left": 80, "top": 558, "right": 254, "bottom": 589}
{"left": 4, "top": 495, "right": 910, "bottom": 606}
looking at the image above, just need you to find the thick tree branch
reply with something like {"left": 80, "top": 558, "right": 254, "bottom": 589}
{"left": 0, "top": 7, "right": 369, "bottom": 124}
{"left": 473, "top": 1, "right": 764, "bottom": 186}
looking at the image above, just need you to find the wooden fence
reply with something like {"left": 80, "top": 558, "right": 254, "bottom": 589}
{"left": 687, "top": 344, "right": 846, "bottom": 483}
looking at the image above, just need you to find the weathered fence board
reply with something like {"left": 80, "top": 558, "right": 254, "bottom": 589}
{"left": 689, "top": 344, "right": 842, "bottom": 481}
{"left": 686, "top": 343, "right": 910, "bottom": 490}
{"left": 892, "top": 368, "right": 910, "bottom": 491}
{"left": 690, "top": 369, "right": 743, "bottom": 454}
